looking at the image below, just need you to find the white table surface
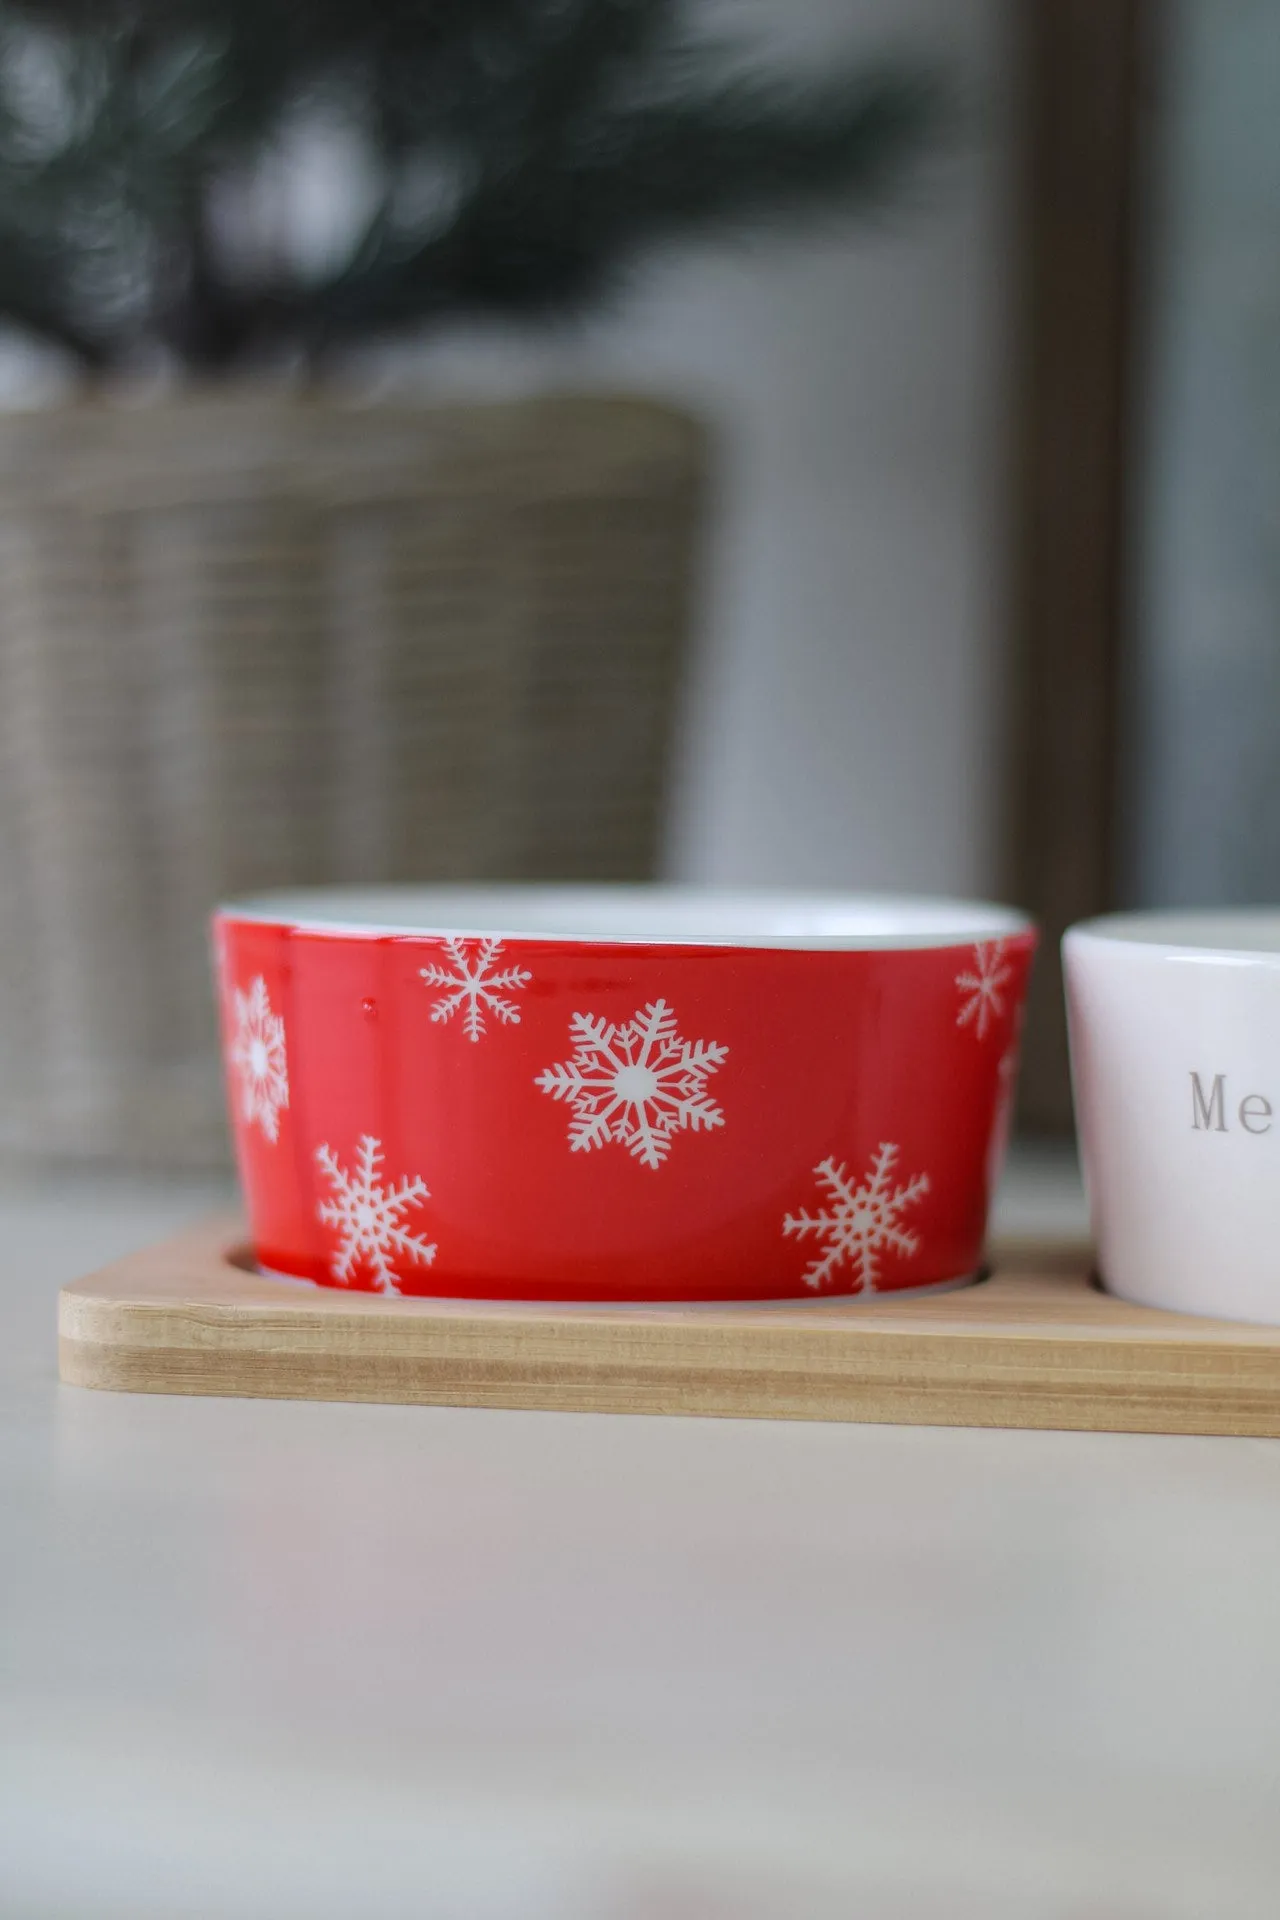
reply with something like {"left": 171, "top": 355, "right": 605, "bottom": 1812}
{"left": 3, "top": 1150, "right": 1280, "bottom": 1919}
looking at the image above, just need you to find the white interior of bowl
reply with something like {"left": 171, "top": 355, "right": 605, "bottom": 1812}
{"left": 1072, "top": 908, "right": 1280, "bottom": 959}
{"left": 223, "top": 885, "right": 1031, "bottom": 950}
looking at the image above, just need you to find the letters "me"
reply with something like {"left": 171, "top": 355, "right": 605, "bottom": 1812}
{"left": 1191, "top": 1072, "right": 1273, "bottom": 1135}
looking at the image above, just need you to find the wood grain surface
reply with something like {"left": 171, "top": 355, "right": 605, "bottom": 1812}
{"left": 56, "top": 1218, "right": 1280, "bottom": 1436}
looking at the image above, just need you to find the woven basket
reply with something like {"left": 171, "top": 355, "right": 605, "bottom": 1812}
{"left": 0, "top": 395, "right": 703, "bottom": 1166}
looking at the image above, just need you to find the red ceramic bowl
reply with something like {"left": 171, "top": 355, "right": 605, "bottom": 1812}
{"left": 214, "top": 886, "right": 1036, "bottom": 1303}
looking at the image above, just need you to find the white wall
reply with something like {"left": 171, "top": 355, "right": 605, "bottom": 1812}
{"left": 391, "top": 0, "right": 1014, "bottom": 896}
{"left": 1127, "top": 0, "right": 1280, "bottom": 908}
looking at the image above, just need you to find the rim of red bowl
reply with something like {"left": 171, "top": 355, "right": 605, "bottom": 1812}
{"left": 218, "top": 885, "right": 1034, "bottom": 951}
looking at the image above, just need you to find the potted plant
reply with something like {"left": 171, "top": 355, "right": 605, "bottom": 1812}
{"left": 0, "top": 0, "right": 944, "bottom": 1165}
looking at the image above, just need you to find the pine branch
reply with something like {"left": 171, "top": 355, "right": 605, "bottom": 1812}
{"left": 301, "top": 65, "right": 950, "bottom": 346}
{"left": 0, "top": 229, "right": 113, "bottom": 366}
{"left": 0, "top": 1, "right": 954, "bottom": 374}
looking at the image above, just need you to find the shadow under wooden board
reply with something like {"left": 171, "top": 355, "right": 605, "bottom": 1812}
{"left": 56, "top": 1217, "right": 1280, "bottom": 1438}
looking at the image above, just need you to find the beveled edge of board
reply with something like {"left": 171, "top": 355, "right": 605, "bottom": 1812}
{"left": 55, "top": 1216, "right": 1280, "bottom": 1436}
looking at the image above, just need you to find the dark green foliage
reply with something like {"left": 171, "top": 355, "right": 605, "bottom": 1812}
{"left": 0, "top": 0, "right": 948, "bottom": 374}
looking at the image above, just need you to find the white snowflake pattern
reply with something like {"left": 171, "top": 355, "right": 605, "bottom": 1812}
{"left": 315, "top": 1135, "right": 437, "bottom": 1295}
{"left": 230, "top": 975, "right": 289, "bottom": 1143}
{"left": 955, "top": 940, "right": 1013, "bottom": 1041}
{"left": 535, "top": 997, "right": 727, "bottom": 1170}
{"left": 419, "top": 936, "right": 533, "bottom": 1041}
{"left": 783, "top": 1143, "right": 930, "bottom": 1294}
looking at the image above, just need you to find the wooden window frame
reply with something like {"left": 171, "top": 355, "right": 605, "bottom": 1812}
{"left": 1005, "top": 0, "right": 1160, "bottom": 1131}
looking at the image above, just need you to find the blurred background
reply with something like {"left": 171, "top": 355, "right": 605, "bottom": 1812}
{"left": 0, "top": 0, "right": 1247, "bottom": 1168}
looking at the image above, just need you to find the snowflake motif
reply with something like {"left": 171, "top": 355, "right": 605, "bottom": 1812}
{"left": 955, "top": 940, "right": 1014, "bottom": 1041}
{"left": 230, "top": 975, "right": 289, "bottom": 1143}
{"left": 535, "top": 997, "right": 727, "bottom": 1170}
{"left": 419, "top": 936, "right": 533, "bottom": 1042}
{"left": 315, "top": 1135, "right": 436, "bottom": 1295}
{"left": 783, "top": 1143, "right": 930, "bottom": 1294}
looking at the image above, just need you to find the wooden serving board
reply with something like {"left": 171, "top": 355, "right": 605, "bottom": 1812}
{"left": 56, "top": 1218, "right": 1280, "bottom": 1437}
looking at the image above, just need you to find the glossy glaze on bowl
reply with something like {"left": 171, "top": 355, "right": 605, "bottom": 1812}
{"left": 1067, "top": 907, "right": 1280, "bottom": 1324}
{"left": 215, "top": 887, "right": 1036, "bottom": 1302}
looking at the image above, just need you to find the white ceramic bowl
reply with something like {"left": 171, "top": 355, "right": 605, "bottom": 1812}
{"left": 1065, "top": 909, "right": 1280, "bottom": 1323}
